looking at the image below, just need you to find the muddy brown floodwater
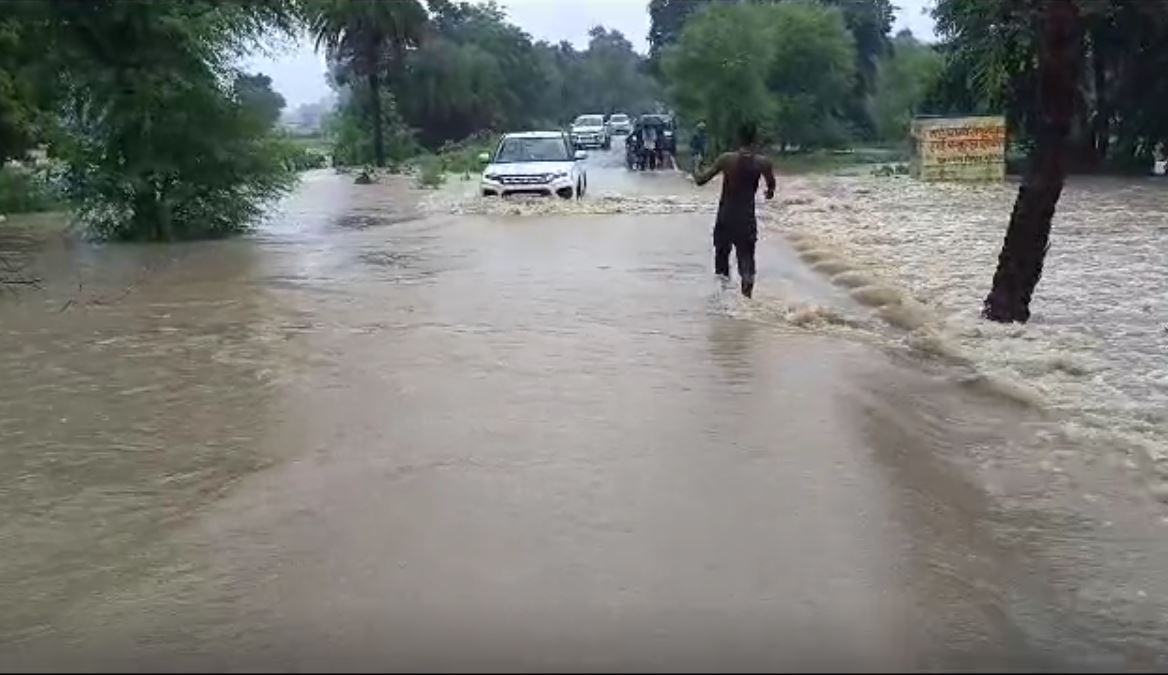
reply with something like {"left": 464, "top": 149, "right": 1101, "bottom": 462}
{"left": 2, "top": 148, "right": 1168, "bottom": 671}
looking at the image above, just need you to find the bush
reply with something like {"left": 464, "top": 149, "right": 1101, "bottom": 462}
{"left": 62, "top": 83, "right": 297, "bottom": 240}
{"left": 0, "top": 166, "right": 64, "bottom": 214}
{"left": 435, "top": 131, "right": 496, "bottom": 175}
{"left": 276, "top": 140, "right": 328, "bottom": 172}
{"left": 415, "top": 155, "right": 446, "bottom": 188}
{"left": 326, "top": 89, "right": 418, "bottom": 168}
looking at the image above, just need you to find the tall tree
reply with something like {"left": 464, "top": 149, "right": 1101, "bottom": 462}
{"left": 982, "top": 0, "right": 1082, "bottom": 323}
{"left": 648, "top": 0, "right": 712, "bottom": 67}
{"left": 234, "top": 72, "right": 286, "bottom": 130}
{"left": 931, "top": 0, "right": 1168, "bottom": 171}
{"left": 44, "top": 0, "right": 299, "bottom": 240}
{"left": 305, "top": 0, "right": 426, "bottom": 167}
{"left": 663, "top": 1, "right": 857, "bottom": 152}
{"left": 0, "top": 2, "right": 56, "bottom": 164}
{"left": 662, "top": 3, "right": 775, "bottom": 152}
{"left": 823, "top": 0, "right": 894, "bottom": 137}
{"left": 872, "top": 30, "right": 944, "bottom": 140}
{"left": 766, "top": 2, "right": 857, "bottom": 150}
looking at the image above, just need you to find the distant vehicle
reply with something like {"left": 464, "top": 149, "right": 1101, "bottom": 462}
{"left": 479, "top": 131, "right": 588, "bottom": 199}
{"left": 607, "top": 113, "right": 632, "bottom": 135}
{"left": 570, "top": 114, "right": 611, "bottom": 150}
{"left": 640, "top": 114, "right": 677, "bottom": 155}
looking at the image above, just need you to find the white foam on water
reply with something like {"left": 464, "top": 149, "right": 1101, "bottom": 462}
{"left": 765, "top": 175, "right": 1168, "bottom": 463}
{"left": 422, "top": 188, "right": 714, "bottom": 218}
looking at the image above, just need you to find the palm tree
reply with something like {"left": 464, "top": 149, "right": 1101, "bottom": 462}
{"left": 305, "top": 0, "right": 426, "bottom": 167}
{"left": 982, "top": 0, "right": 1082, "bottom": 323}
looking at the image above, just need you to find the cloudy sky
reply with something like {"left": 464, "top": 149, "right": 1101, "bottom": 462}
{"left": 245, "top": 0, "right": 938, "bottom": 110}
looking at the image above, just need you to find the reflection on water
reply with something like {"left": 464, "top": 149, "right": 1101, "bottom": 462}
{"left": 2, "top": 161, "right": 1168, "bottom": 669}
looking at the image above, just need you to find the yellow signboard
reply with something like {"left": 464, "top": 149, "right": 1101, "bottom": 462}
{"left": 911, "top": 116, "right": 1006, "bottom": 181}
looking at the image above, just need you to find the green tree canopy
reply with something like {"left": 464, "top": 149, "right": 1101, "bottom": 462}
{"left": 928, "top": 0, "right": 1168, "bottom": 170}
{"left": 871, "top": 30, "right": 944, "bottom": 140}
{"left": 664, "top": 1, "right": 856, "bottom": 152}
{"left": 650, "top": 0, "right": 892, "bottom": 136}
{"left": 325, "top": 0, "right": 660, "bottom": 154}
{"left": 663, "top": 3, "right": 776, "bottom": 152}
{"left": 44, "top": 0, "right": 299, "bottom": 240}
{"left": 234, "top": 72, "right": 287, "bottom": 130}
{"left": 305, "top": 0, "right": 427, "bottom": 166}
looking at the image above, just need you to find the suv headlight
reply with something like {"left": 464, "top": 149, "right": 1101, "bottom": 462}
{"left": 551, "top": 170, "right": 568, "bottom": 179}
{"left": 484, "top": 173, "right": 499, "bottom": 181}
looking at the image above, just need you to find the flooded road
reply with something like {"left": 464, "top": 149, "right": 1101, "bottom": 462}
{"left": 3, "top": 146, "right": 1168, "bottom": 670}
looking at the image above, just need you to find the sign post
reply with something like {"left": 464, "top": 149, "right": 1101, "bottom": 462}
{"left": 910, "top": 115, "right": 1006, "bottom": 181}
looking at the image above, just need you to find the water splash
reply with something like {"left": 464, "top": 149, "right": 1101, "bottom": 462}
{"left": 764, "top": 175, "right": 1168, "bottom": 463}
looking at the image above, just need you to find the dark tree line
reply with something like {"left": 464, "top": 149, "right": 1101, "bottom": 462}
{"left": 318, "top": 0, "right": 660, "bottom": 164}
{"left": 931, "top": 0, "right": 1168, "bottom": 322}
{"left": 930, "top": 0, "right": 1168, "bottom": 172}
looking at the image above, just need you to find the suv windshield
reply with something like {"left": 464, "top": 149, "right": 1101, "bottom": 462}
{"left": 573, "top": 115, "right": 604, "bottom": 127}
{"left": 493, "top": 136, "right": 571, "bottom": 163}
{"left": 610, "top": 114, "right": 629, "bottom": 122}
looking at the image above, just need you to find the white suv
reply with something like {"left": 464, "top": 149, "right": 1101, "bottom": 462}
{"left": 479, "top": 132, "right": 588, "bottom": 199}
{"left": 570, "top": 114, "right": 611, "bottom": 150}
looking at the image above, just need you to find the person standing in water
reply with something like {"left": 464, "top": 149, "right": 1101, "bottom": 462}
{"left": 694, "top": 122, "right": 776, "bottom": 298}
{"left": 689, "top": 121, "right": 708, "bottom": 175}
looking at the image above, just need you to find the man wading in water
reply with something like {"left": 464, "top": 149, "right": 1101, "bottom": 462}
{"left": 694, "top": 123, "right": 776, "bottom": 298}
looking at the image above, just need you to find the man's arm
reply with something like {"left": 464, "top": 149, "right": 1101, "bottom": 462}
{"left": 762, "top": 157, "right": 776, "bottom": 199}
{"left": 695, "top": 152, "right": 727, "bottom": 186}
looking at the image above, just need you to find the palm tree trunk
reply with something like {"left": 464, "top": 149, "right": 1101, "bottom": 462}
{"left": 982, "top": 0, "right": 1082, "bottom": 324}
{"left": 369, "top": 70, "right": 385, "bottom": 167}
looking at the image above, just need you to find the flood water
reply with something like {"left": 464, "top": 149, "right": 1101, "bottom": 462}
{"left": 2, "top": 146, "right": 1168, "bottom": 671}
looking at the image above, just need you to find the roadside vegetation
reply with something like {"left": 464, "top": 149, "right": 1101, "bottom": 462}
{"left": 2, "top": 0, "right": 1166, "bottom": 329}
{"left": 0, "top": 167, "right": 64, "bottom": 215}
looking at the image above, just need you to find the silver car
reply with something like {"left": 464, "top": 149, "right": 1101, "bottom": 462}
{"left": 570, "top": 114, "right": 611, "bottom": 150}
{"left": 607, "top": 113, "right": 632, "bottom": 135}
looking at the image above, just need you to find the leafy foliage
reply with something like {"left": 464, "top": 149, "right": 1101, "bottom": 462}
{"left": 929, "top": 0, "right": 1168, "bottom": 171}
{"left": 44, "top": 0, "right": 299, "bottom": 240}
{"left": 0, "top": 166, "right": 64, "bottom": 214}
{"left": 871, "top": 30, "right": 944, "bottom": 140}
{"left": 663, "top": 4, "right": 775, "bottom": 153}
{"left": 650, "top": 0, "right": 892, "bottom": 137}
{"left": 304, "top": 0, "right": 427, "bottom": 167}
{"left": 415, "top": 154, "right": 446, "bottom": 188}
{"left": 325, "top": 81, "right": 417, "bottom": 166}
{"left": 664, "top": 2, "right": 857, "bottom": 152}
{"left": 0, "top": 2, "right": 60, "bottom": 165}
{"left": 0, "top": 14, "right": 36, "bottom": 164}
{"left": 323, "top": 0, "right": 660, "bottom": 161}
{"left": 235, "top": 73, "right": 287, "bottom": 130}
{"left": 768, "top": 2, "right": 858, "bottom": 149}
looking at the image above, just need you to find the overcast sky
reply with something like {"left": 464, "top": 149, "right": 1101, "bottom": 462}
{"left": 245, "top": 0, "right": 938, "bottom": 110}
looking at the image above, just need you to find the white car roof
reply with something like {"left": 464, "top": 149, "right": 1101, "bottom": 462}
{"left": 501, "top": 131, "right": 567, "bottom": 139}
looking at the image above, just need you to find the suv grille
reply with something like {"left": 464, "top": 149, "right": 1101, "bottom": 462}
{"left": 499, "top": 174, "right": 549, "bottom": 185}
